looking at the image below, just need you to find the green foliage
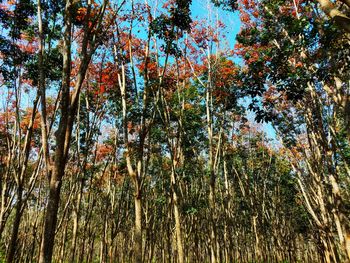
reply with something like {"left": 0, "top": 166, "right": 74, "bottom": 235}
{"left": 25, "top": 48, "right": 63, "bottom": 85}
{"left": 235, "top": 0, "right": 348, "bottom": 122}
{"left": 212, "top": 0, "right": 237, "bottom": 11}
{"left": 151, "top": 0, "right": 192, "bottom": 56}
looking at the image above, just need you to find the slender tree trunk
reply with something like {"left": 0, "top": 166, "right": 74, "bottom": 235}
{"left": 6, "top": 186, "right": 23, "bottom": 262}
{"left": 59, "top": 219, "right": 68, "bottom": 263}
{"left": 39, "top": 168, "right": 63, "bottom": 263}
{"left": 134, "top": 190, "right": 142, "bottom": 263}
{"left": 70, "top": 180, "right": 83, "bottom": 262}
{"left": 171, "top": 170, "right": 184, "bottom": 263}
{"left": 39, "top": 0, "right": 72, "bottom": 260}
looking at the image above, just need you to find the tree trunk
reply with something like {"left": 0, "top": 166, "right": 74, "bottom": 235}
{"left": 134, "top": 192, "right": 142, "bottom": 263}
{"left": 7, "top": 186, "right": 23, "bottom": 263}
{"left": 172, "top": 182, "right": 184, "bottom": 263}
{"left": 70, "top": 180, "right": 83, "bottom": 262}
{"left": 39, "top": 169, "right": 63, "bottom": 263}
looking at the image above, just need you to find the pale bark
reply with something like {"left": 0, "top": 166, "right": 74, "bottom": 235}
{"left": 317, "top": 0, "right": 350, "bottom": 32}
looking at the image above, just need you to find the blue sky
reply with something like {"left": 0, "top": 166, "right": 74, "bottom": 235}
{"left": 191, "top": 0, "right": 241, "bottom": 46}
{"left": 1, "top": 0, "right": 276, "bottom": 142}
{"left": 190, "top": 0, "right": 277, "bottom": 141}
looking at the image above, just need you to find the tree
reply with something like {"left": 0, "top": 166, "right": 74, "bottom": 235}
{"left": 234, "top": 0, "right": 350, "bottom": 260}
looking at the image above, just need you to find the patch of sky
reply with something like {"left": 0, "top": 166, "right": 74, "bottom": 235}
{"left": 190, "top": 0, "right": 277, "bottom": 142}
{"left": 191, "top": 0, "right": 241, "bottom": 61}
{"left": 239, "top": 96, "right": 278, "bottom": 144}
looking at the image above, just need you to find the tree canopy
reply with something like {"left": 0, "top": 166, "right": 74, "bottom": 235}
{"left": 0, "top": 0, "right": 349, "bottom": 262}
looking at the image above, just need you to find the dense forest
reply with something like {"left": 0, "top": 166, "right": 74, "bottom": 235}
{"left": 0, "top": 0, "right": 349, "bottom": 262}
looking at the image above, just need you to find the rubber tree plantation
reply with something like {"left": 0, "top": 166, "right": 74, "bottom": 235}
{"left": 0, "top": 0, "right": 349, "bottom": 262}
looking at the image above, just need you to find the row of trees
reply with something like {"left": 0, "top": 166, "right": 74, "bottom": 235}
{"left": 0, "top": 0, "right": 349, "bottom": 262}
